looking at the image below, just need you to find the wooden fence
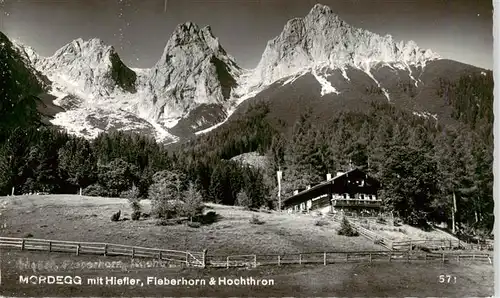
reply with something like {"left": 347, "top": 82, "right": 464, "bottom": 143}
{"left": 207, "top": 250, "right": 493, "bottom": 268}
{"left": 1, "top": 237, "right": 493, "bottom": 270}
{"left": 0, "top": 237, "right": 206, "bottom": 267}
{"left": 391, "top": 239, "right": 494, "bottom": 251}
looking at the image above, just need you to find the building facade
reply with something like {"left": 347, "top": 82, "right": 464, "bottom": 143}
{"left": 282, "top": 168, "right": 382, "bottom": 215}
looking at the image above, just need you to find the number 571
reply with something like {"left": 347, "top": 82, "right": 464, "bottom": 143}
{"left": 439, "top": 275, "right": 457, "bottom": 284}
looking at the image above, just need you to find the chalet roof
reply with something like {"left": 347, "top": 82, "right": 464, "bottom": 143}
{"left": 283, "top": 168, "right": 376, "bottom": 205}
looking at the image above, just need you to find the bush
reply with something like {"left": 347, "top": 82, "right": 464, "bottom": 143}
{"left": 377, "top": 217, "right": 387, "bottom": 224}
{"left": 182, "top": 182, "right": 204, "bottom": 221}
{"left": 235, "top": 190, "right": 251, "bottom": 208}
{"left": 200, "top": 211, "right": 219, "bottom": 225}
{"left": 131, "top": 211, "right": 141, "bottom": 221}
{"left": 337, "top": 217, "right": 359, "bottom": 237}
{"left": 315, "top": 218, "right": 330, "bottom": 227}
{"left": 121, "top": 184, "right": 140, "bottom": 200}
{"left": 250, "top": 214, "right": 265, "bottom": 225}
{"left": 24, "top": 233, "right": 34, "bottom": 238}
{"left": 153, "top": 200, "right": 184, "bottom": 219}
{"left": 130, "top": 200, "right": 141, "bottom": 212}
{"left": 83, "top": 184, "right": 109, "bottom": 197}
{"left": 111, "top": 210, "right": 121, "bottom": 222}
{"left": 187, "top": 221, "right": 201, "bottom": 228}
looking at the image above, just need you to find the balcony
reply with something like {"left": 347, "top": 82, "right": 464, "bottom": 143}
{"left": 332, "top": 199, "right": 382, "bottom": 208}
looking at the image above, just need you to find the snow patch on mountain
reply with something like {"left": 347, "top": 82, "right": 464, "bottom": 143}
{"left": 413, "top": 111, "right": 438, "bottom": 120}
{"left": 341, "top": 67, "right": 350, "bottom": 82}
{"left": 312, "top": 69, "right": 339, "bottom": 96}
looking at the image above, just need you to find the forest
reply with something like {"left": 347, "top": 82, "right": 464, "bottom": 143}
{"left": 0, "top": 64, "right": 494, "bottom": 237}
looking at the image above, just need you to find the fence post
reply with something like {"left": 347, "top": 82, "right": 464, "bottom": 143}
{"left": 202, "top": 249, "right": 207, "bottom": 268}
{"left": 254, "top": 255, "right": 257, "bottom": 268}
{"left": 369, "top": 253, "right": 372, "bottom": 263}
{"left": 442, "top": 253, "right": 445, "bottom": 263}
{"left": 278, "top": 255, "right": 281, "bottom": 266}
{"left": 324, "top": 252, "right": 327, "bottom": 265}
{"left": 457, "top": 255, "right": 460, "bottom": 263}
{"left": 21, "top": 239, "right": 25, "bottom": 251}
{"left": 299, "top": 254, "right": 302, "bottom": 265}
{"left": 226, "top": 256, "right": 229, "bottom": 269}
{"left": 132, "top": 247, "right": 135, "bottom": 258}
{"left": 424, "top": 253, "right": 427, "bottom": 262}
{"left": 449, "top": 239, "right": 452, "bottom": 250}
{"left": 159, "top": 251, "right": 162, "bottom": 261}
{"left": 104, "top": 244, "right": 108, "bottom": 256}
{"left": 473, "top": 254, "right": 476, "bottom": 261}
{"left": 76, "top": 244, "right": 80, "bottom": 256}
{"left": 346, "top": 253, "right": 349, "bottom": 262}
{"left": 409, "top": 239, "right": 412, "bottom": 251}
{"left": 49, "top": 241, "right": 52, "bottom": 252}
{"left": 388, "top": 252, "right": 391, "bottom": 262}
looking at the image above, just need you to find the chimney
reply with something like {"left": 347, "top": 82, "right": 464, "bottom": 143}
{"left": 326, "top": 173, "right": 332, "bottom": 181}
{"left": 293, "top": 190, "right": 299, "bottom": 195}
{"left": 306, "top": 185, "right": 311, "bottom": 190}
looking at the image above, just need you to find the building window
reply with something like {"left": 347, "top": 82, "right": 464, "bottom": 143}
{"left": 343, "top": 194, "right": 347, "bottom": 199}
{"left": 361, "top": 194, "right": 365, "bottom": 200}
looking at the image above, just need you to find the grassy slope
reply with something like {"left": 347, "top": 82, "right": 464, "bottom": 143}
{"left": 0, "top": 195, "right": 493, "bottom": 296}
{"left": 0, "top": 195, "right": 381, "bottom": 255}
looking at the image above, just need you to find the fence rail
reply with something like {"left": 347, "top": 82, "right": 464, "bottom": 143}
{"left": 209, "top": 250, "right": 493, "bottom": 268}
{"left": 0, "top": 237, "right": 205, "bottom": 267}
{"left": 1, "top": 237, "right": 493, "bottom": 270}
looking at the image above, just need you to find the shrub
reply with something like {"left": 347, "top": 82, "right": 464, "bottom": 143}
{"left": 315, "top": 218, "right": 330, "bottom": 226}
{"left": 24, "top": 233, "right": 34, "bottom": 238}
{"left": 83, "top": 184, "right": 109, "bottom": 197}
{"left": 130, "top": 200, "right": 141, "bottom": 212}
{"left": 377, "top": 217, "right": 387, "bottom": 224}
{"left": 121, "top": 184, "right": 140, "bottom": 200}
{"left": 235, "top": 190, "right": 251, "bottom": 208}
{"left": 182, "top": 182, "right": 204, "bottom": 222}
{"left": 187, "top": 221, "right": 201, "bottom": 228}
{"left": 131, "top": 211, "right": 141, "bottom": 221}
{"left": 250, "top": 215, "right": 265, "bottom": 225}
{"left": 111, "top": 210, "right": 121, "bottom": 222}
{"left": 337, "top": 217, "right": 359, "bottom": 237}
{"left": 201, "top": 211, "right": 219, "bottom": 225}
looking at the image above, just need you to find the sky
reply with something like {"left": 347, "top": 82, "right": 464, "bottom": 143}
{"left": 0, "top": 0, "right": 493, "bottom": 70}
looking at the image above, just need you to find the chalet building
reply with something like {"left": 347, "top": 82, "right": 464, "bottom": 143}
{"left": 282, "top": 168, "right": 382, "bottom": 214}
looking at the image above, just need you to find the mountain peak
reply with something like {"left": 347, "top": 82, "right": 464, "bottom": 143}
{"left": 252, "top": 3, "right": 440, "bottom": 87}
{"left": 309, "top": 3, "right": 334, "bottom": 17}
{"left": 146, "top": 21, "right": 241, "bottom": 128}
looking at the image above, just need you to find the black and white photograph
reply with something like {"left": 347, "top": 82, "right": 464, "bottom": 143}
{"left": 0, "top": 0, "right": 495, "bottom": 296}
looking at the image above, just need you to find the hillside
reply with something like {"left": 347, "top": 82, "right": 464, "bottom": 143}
{"left": 0, "top": 195, "right": 382, "bottom": 254}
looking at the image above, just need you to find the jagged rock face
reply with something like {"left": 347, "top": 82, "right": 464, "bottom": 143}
{"left": 252, "top": 4, "right": 440, "bottom": 87}
{"left": 33, "top": 38, "right": 137, "bottom": 98}
{"left": 144, "top": 22, "right": 241, "bottom": 126}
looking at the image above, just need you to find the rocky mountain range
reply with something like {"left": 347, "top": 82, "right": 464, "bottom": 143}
{"left": 3, "top": 3, "right": 490, "bottom": 143}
